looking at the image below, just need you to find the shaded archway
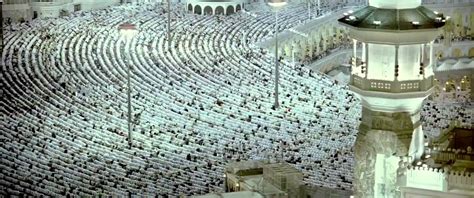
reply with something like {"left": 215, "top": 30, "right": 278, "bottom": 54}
{"left": 319, "top": 36, "right": 324, "bottom": 49}
{"left": 436, "top": 51, "right": 444, "bottom": 59}
{"left": 469, "top": 48, "right": 474, "bottom": 57}
{"left": 226, "top": 5, "right": 234, "bottom": 15}
{"left": 194, "top": 5, "right": 202, "bottom": 15}
{"left": 204, "top": 6, "right": 212, "bottom": 15}
{"left": 188, "top": 4, "right": 193, "bottom": 12}
{"left": 236, "top": 4, "right": 241, "bottom": 12}
{"left": 215, "top": 6, "right": 224, "bottom": 15}
{"left": 452, "top": 48, "right": 462, "bottom": 58}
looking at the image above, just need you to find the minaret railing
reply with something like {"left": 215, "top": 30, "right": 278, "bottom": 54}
{"left": 350, "top": 75, "right": 434, "bottom": 93}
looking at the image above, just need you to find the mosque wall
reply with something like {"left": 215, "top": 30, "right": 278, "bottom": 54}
{"left": 77, "top": 0, "right": 121, "bottom": 11}
{"left": 2, "top": 3, "right": 32, "bottom": 22}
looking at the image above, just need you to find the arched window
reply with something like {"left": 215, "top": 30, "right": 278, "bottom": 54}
{"left": 468, "top": 48, "right": 474, "bottom": 57}
{"left": 188, "top": 4, "right": 193, "bottom": 12}
{"left": 215, "top": 6, "right": 224, "bottom": 15}
{"left": 452, "top": 48, "right": 462, "bottom": 58}
{"left": 204, "top": 6, "right": 213, "bottom": 15}
{"left": 236, "top": 4, "right": 241, "bottom": 12}
{"left": 226, "top": 5, "right": 234, "bottom": 15}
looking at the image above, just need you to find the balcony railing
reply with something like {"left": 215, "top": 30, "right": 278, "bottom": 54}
{"left": 429, "top": 149, "right": 474, "bottom": 162}
{"left": 350, "top": 75, "right": 434, "bottom": 93}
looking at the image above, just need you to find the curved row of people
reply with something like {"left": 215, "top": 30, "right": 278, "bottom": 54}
{"left": 1, "top": 1, "right": 471, "bottom": 197}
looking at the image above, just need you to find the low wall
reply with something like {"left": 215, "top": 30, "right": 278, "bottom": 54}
{"left": 399, "top": 166, "right": 474, "bottom": 193}
{"left": 401, "top": 186, "right": 474, "bottom": 198}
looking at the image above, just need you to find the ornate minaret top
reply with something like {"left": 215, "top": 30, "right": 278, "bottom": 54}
{"left": 338, "top": 1, "right": 446, "bottom": 45}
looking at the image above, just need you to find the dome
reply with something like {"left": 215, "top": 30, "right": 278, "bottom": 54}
{"left": 369, "top": 0, "right": 421, "bottom": 9}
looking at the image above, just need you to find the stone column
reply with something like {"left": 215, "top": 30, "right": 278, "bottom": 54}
{"left": 437, "top": 78, "right": 445, "bottom": 100}
{"left": 454, "top": 80, "right": 460, "bottom": 90}
{"left": 322, "top": 36, "right": 327, "bottom": 51}
{"left": 453, "top": 80, "right": 459, "bottom": 99}
{"left": 470, "top": 74, "right": 474, "bottom": 101}
{"left": 315, "top": 37, "right": 320, "bottom": 55}
{"left": 429, "top": 42, "right": 434, "bottom": 66}
{"left": 353, "top": 39, "right": 357, "bottom": 58}
{"left": 421, "top": 43, "right": 424, "bottom": 63}
{"left": 395, "top": 45, "right": 399, "bottom": 81}
{"left": 364, "top": 43, "right": 368, "bottom": 79}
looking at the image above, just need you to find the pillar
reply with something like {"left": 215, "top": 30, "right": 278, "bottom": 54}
{"left": 470, "top": 74, "right": 474, "bottom": 101}
{"left": 453, "top": 80, "right": 459, "bottom": 92}
{"left": 314, "top": 37, "right": 320, "bottom": 54}
{"left": 421, "top": 43, "right": 424, "bottom": 63}
{"left": 362, "top": 42, "right": 366, "bottom": 63}
{"left": 438, "top": 78, "right": 446, "bottom": 99}
{"left": 1, "top": 0, "right": 3, "bottom": 55}
{"left": 364, "top": 43, "right": 368, "bottom": 79}
{"left": 353, "top": 39, "right": 357, "bottom": 58}
{"left": 354, "top": 107, "right": 421, "bottom": 198}
{"left": 395, "top": 45, "right": 399, "bottom": 81}
{"left": 429, "top": 41, "right": 434, "bottom": 69}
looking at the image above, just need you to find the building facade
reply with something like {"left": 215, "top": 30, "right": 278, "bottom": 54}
{"left": 186, "top": 0, "right": 247, "bottom": 15}
{"left": 2, "top": 0, "right": 120, "bottom": 22}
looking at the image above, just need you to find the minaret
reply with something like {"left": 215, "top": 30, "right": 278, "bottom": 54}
{"left": 338, "top": 0, "right": 446, "bottom": 197}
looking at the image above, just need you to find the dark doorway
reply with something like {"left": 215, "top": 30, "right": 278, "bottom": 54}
{"left": 74, "top": 4, "right": 81, "bottom": 12}
{"left": 194, "top": 5, "right": 201, "bottom": 15}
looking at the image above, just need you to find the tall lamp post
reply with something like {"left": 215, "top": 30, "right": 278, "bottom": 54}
{"left": 267, "top": 0, "right": 287, "bottom": 109}
{"left": 118, "top": 23, "right": 138, "bottom": 148}
{"left": 1, "top": 0, "right": 3, "bottom": 55}
{"left": 307, "top": 0, "right": 311, "bottom": 20}
{"left": 167, "top": 0, "right": 171, "bottom": 51}
{"left": 292, "top": 46, "right": 299, "bottom": 66}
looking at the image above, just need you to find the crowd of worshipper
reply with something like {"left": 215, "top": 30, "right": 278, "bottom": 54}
{"left": 1, "top": 1, "right": 472, "bottom": 197}
{"left": 435, "top": 34, "right": 474, "bottom": 44}
{"left": 422, "top": 0, "right": 472, "bottom": 5}
{"left": 432, "top": 85, "right": 472, "bottom": 104}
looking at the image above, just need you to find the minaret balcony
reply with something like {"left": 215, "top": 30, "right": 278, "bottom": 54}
{"left": 350, "top": 75, "right": 434, "bottom": 93}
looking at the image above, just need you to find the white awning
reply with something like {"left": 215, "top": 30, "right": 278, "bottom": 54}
{"left": 436, "top": 59, "right": 456, "bottom": 71}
